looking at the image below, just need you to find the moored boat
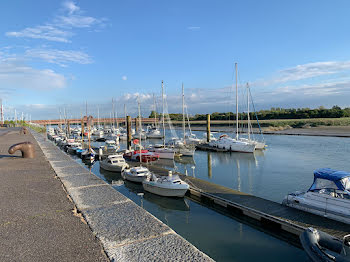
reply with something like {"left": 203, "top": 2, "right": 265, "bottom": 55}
{"left": 300, "top": 227, "right": 350, "bottom": 262}
{"left": 142, "top": 171, "right": 189, "bottom": 197}
{"left": 283, "top": 168, "right": 350, "bottom": 224}
{"left": 100, "top": 154, "right": 129, "bottom": 172}
{"left": 121, "top": 166, "right": 151, "bottom": 183}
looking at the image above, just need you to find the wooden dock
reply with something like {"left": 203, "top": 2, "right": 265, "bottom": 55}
{"left": 127, "top": 160, "right": 350, "bottom": 244}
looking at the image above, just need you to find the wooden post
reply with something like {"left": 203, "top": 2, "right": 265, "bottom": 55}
{"left": 127, "top": 116, "right": 132, "bottom": 150}
{"left": 206, "top": 114, "right": 211, "bottom": 143}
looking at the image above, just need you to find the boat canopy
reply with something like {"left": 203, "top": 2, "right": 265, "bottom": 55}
{"left": 309, "top": 168, "right": 350, "bottom": 191}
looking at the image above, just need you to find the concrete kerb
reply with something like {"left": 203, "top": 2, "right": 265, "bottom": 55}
{"left": 32, "top": 131, "right": 214, "bottom": 262}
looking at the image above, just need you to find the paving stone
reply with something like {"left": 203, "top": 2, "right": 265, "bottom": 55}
{"left": 60, "top": 173, "right": 107, "bottom": 189}
{"left": 83, "top": 201, "right": 172, "bottom": 246}
{"left": 54, "top": 166, "right": 90, "bottom": 178}
{"left": 107, "top": 233, "right": 214, "bottom": 262}
{"left": 69, "top": 185, "right": 131, "bottom": 210}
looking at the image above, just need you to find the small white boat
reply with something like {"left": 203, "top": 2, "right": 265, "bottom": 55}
{"left": 185, "top": 133, "right": 202, "bottom": 145}
{"left": 121, "top": 166, "right": 151, "bottom": 183}
{"left": 209, "top": 134, "right": 255, "bottom": 153}
{"left": 100, "top": 154, "right": 129, "bottom": 172}
{"left": 147, "top": 145, "right": 175, "bottom": 159}
{"left": 142, "top": 171, "right": 189, "bottom": 197}
{"left": 146, "top": 127, "right": 163, "bottom": 139}
{"left": 283, "top": 168, "right": 350, "bottom": 224}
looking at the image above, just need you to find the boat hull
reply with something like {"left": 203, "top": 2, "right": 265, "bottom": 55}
{"left": 142, "top": 181, "right": 188, "bottom": 197}
{"left": 100, "top": 162, "right": 126, "bottom": 172}
{"left": 283, "top": 192, "right": 350, "bottom": 225}
{"left": 122, "top": 172, "right": 147, "bottom": 183}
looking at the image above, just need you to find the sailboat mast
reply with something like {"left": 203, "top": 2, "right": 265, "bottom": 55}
{"left": 124, "top": 104, "right": 127, "bottom": 127}
{"left": 235, "top": 62, "right": 239, "bottom": 140}
{"left": 97, "top": 106, "right": 100, "bottom": 129}
{"left": 162, "top": 80, "right": 165, "bottom": 146}
{"left": 153, "top": 94, "right": 157, "bottom": 127}
{"left": 112, "top": 98, "right": 114, "bottom": 130}
{"left": 182, "top": 83, "right": 185, "bottom": 143}
{"left": 138, "top": 98, "right": 142, "bottom": 163}
{"left": 247, "top": 83, "right": 251, "bottom": 140}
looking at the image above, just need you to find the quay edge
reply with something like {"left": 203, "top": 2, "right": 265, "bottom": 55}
{"left": 30, "top": 130, "right": 214, "bottom": 262}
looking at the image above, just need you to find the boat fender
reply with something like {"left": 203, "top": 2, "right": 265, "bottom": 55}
{"left": 8, "top": 141, "right": 35, "bottom": 158}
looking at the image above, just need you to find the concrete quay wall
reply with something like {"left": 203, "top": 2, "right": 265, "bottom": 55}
{"left": 31, "top": 131, "right": 213, "bottom": 262}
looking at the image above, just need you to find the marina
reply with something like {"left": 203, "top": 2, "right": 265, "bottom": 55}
{"left": 1, "top": 1, "right": 349, "bottom": 260}
{"left": 42, "top": 123, "right": 350, "bottom": 260}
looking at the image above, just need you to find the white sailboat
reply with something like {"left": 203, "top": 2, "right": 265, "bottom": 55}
{"left": 166, "top": 84, "right": 196, "bottom": 157}
{"left": 238, "top": 83, "right": 266, "bottom": 150}
{"left": 209, "top": 63, "right": 255, "bottom": 153}
{"left": 147, "top": 81, "right": 176, "bottom": 159}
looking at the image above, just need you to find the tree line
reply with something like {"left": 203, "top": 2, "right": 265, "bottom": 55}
{"left": 149, "top": 106, "right": 350, "bottom": 121}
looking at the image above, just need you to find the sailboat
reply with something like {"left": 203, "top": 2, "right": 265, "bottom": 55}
{"left": 209, "top": 63, "right": 255, "bottom": 153}
{"left": 146, "top": 94, "right": 163, "bottom": 139}
{"left": 147, "top": 81, "right": 176, "bottom": 159}
{"left": 166, "top": 84, "right": 196, "bottom": 156}
{"left": 238, "top": 83, "right": 266, "bottom": 150}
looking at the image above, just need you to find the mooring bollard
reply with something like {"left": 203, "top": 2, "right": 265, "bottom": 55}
{"left": 20, "top": 126, "right": 28, "bottom": 135}
{"left": 8, "top": 142, "right": 35, "bottom": 158}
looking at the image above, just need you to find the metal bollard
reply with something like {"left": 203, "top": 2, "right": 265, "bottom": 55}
{"left": 8, "top": 142, "right": 35, "bottom": 158}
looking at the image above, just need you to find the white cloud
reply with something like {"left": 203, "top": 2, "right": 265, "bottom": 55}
{"left": 256, "top": 61, "right": 350, "bottom": 86}
{"left": 122, "top": 75, "right": 127, "bottom": 81}
{"left": 6, "top": 1, "right": 103, "bottom": 42}
{"left": 63, "top": 1, "right": 80, "bottom": 15}
{"left": 25, "top": 48, "right": 92, "bottom": 66}
{"left": 6, "top": 25, "right": 72, "bottom": 43}
{"left": 0, "top": 57, "right": 67, "bottom": 90}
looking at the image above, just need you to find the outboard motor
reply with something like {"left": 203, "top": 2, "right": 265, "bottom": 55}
{"left": 341, "top": 235, "right": 350, "bottom": 257}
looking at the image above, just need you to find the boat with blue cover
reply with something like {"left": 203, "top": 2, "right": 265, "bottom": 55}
{"left": 283, "top": 168, "right": 350, "bottom": 224}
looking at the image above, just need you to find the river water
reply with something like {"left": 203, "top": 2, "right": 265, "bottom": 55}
{"left": 62, "top": 128, "right": 350, "bottom": 261}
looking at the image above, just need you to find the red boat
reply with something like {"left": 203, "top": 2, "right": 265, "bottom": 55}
{"left": 123, "top": 150, "right": 159, "bottom": 163}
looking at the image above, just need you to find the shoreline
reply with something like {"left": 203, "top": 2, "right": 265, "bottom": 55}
{"left": 179, "top": 125, "right": 350, "bottom": 138}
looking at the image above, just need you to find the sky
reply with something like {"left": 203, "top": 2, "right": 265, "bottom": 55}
{"left": 0, "top": 0, "right": 350, "bottom": 120}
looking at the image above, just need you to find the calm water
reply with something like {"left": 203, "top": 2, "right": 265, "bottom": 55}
{"left": 61, "top": 129, "right": 350, "bottom": 261}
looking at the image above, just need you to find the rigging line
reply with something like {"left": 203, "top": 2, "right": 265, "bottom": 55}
{"left": 249, "top": 87, "right": 264, "bottom": 140}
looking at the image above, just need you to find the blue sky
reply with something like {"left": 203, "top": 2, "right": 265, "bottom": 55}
{"left": 0, "top": 0, "right": 350, "bottom": 119}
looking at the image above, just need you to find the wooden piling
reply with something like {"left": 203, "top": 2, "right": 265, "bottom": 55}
{"left": 206, "top": 114, "right": 211, "bottom": 143}
{"left": 127, "top": 116, "right": 132, "bottom": 150}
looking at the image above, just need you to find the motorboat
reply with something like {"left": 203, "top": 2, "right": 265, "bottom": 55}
{"left": 103, "top": 140, "right": 119, "bottom": 154}
{"left": 146, "top": 126, "right": 163, "bottom": 139}
{"left": 300, "top": 227, "right": 350, "bottom": 262}
{"left": 147, "top": 144, "right": 175, "bottom": 159}
{"left": 283, "top": 168, "right": 350, "bottom": 224}
{"left": 121, "top": 166, "right": 151, "bottom": 183}
{"left": 142, "top": 171, "right": 189, "bottom": 197}
{"left": 123, "top": 149, "right": 159, "bottom": 163}
{"left": 100, "top": 154, "right": 129, "bottom": 172}
{"left": 208, "top": 134, "right": 255, "bottom": 153}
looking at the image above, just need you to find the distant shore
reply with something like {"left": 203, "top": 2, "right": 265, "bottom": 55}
{"left": 174, "top": 125, "right": 350, "bottom": 138}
